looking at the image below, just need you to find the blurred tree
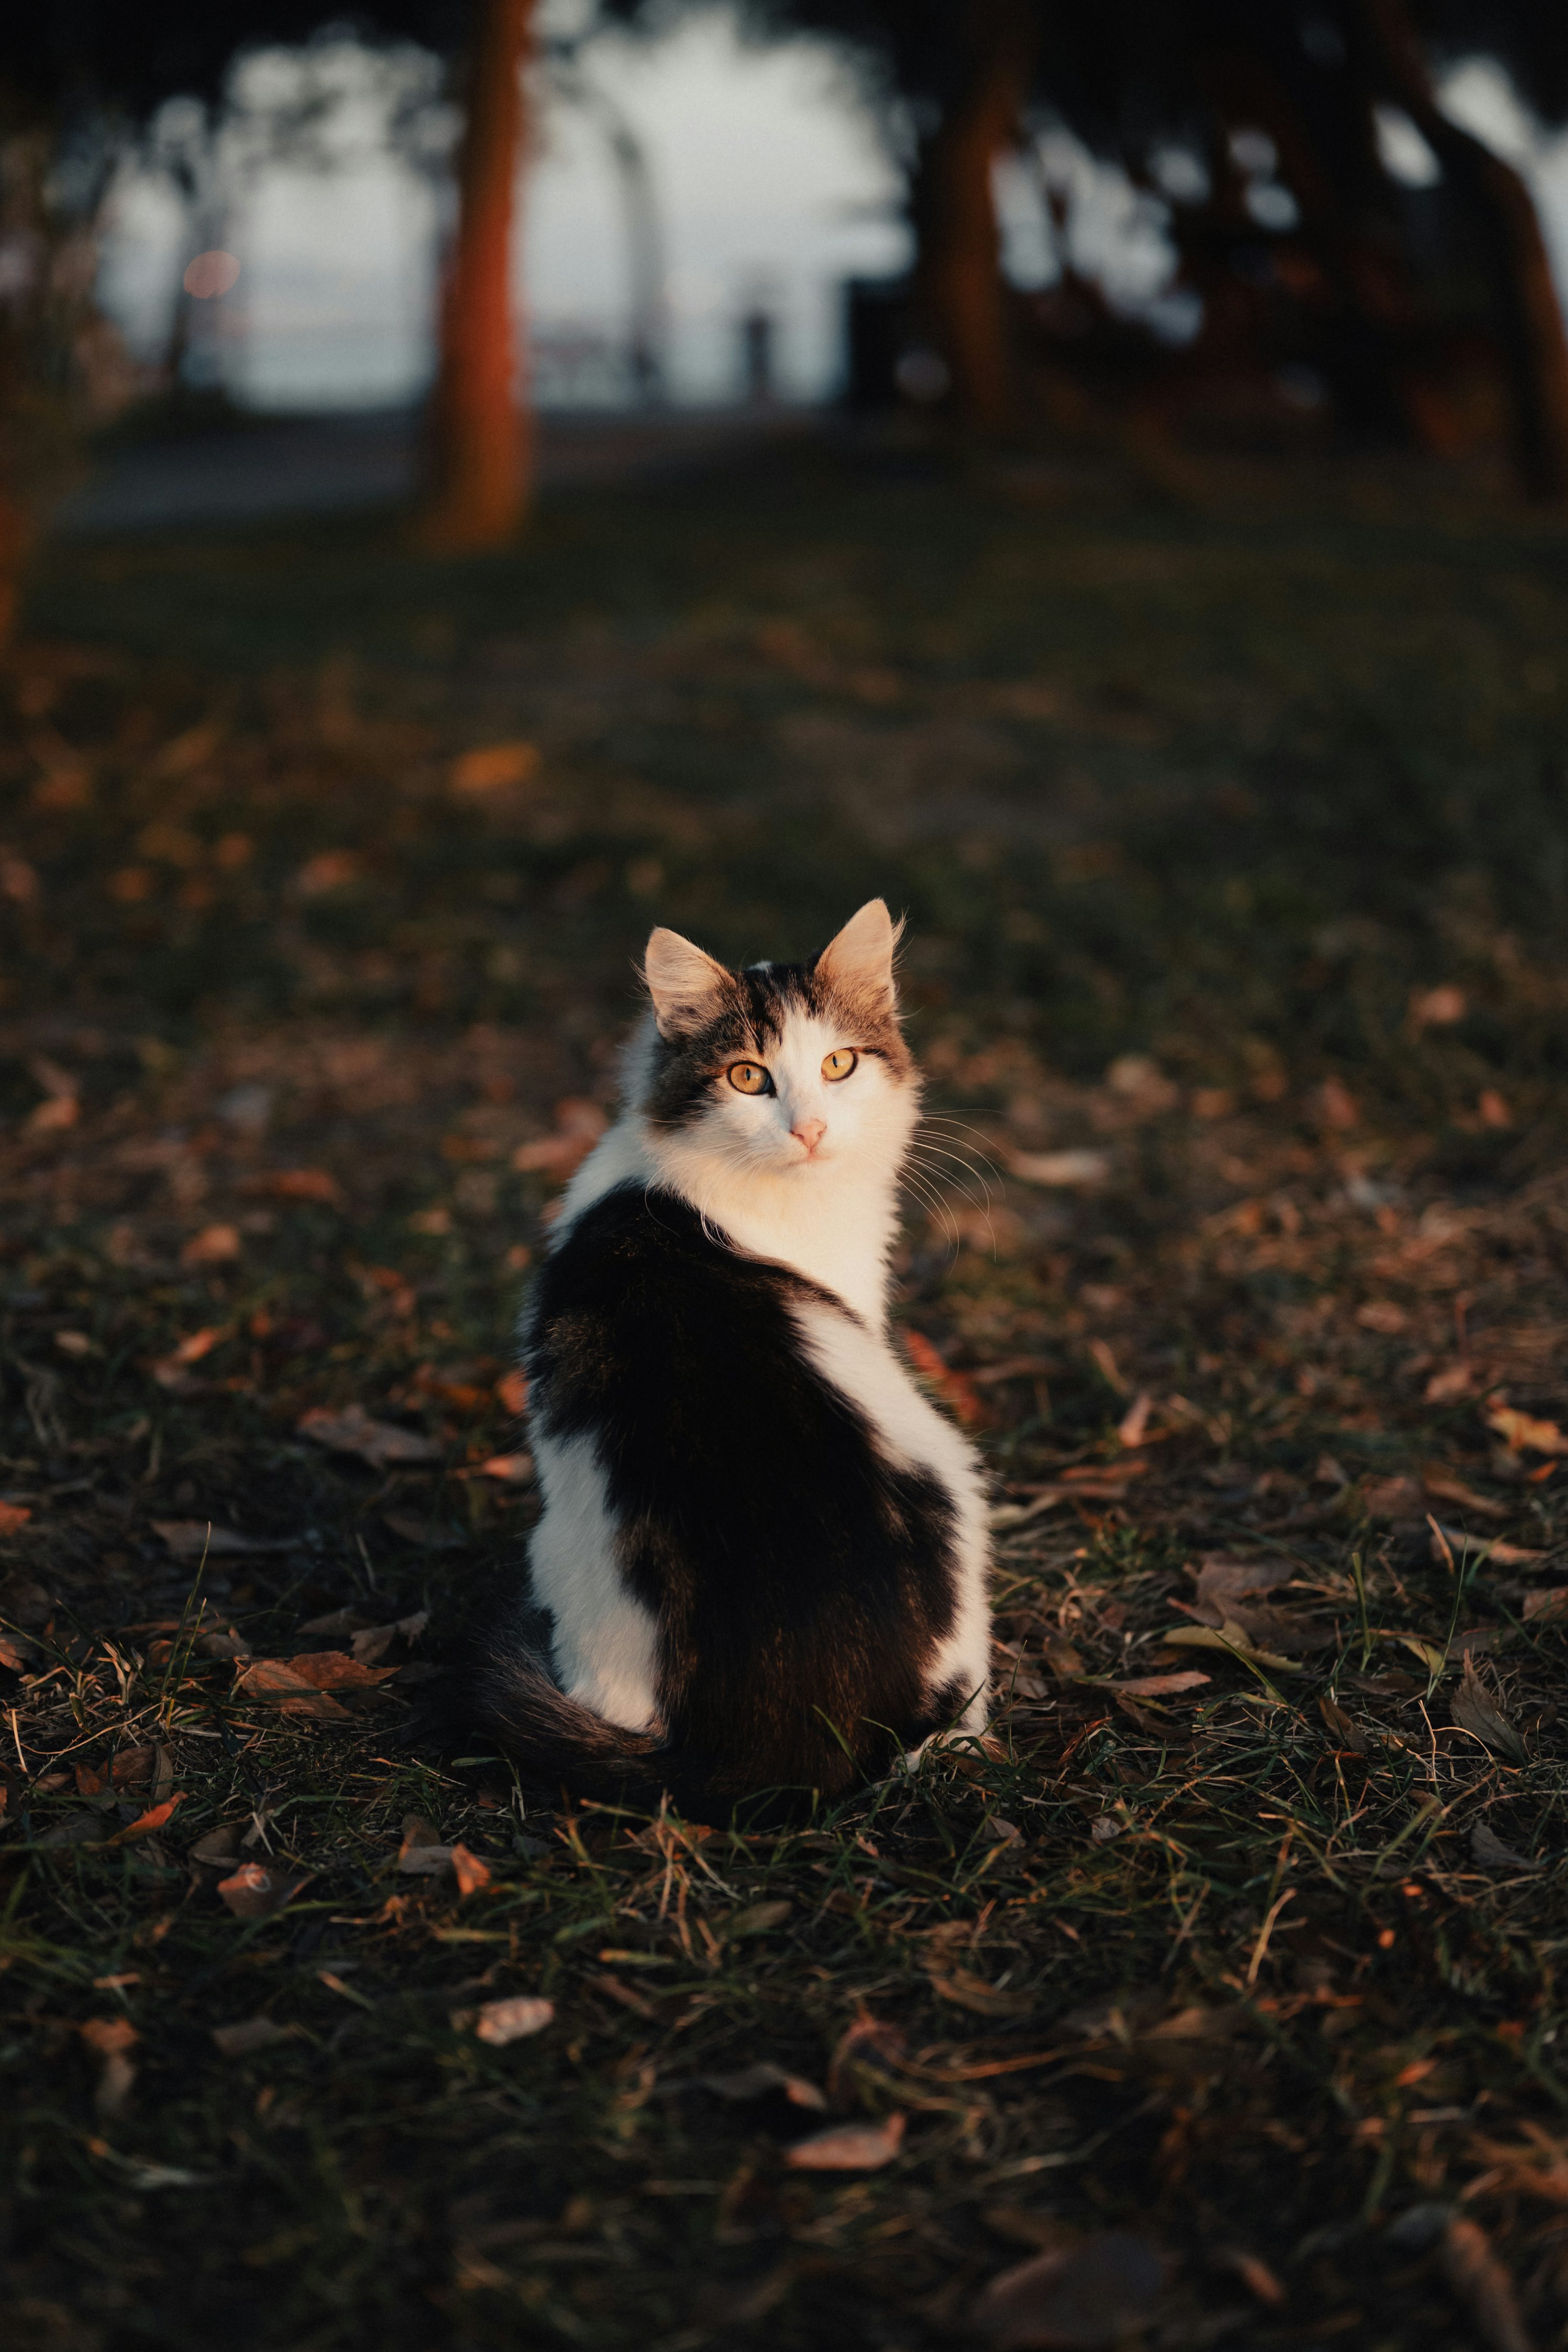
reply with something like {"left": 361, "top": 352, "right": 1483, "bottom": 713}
{"left": 419, "top": 0, "right": 535, "bottom": 548}
{"left": 640, "top": 0, "right": 1568, "bottom": 487}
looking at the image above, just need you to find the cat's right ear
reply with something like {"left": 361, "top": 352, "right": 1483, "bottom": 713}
{"left": 642, "top": 928, "right": 733, "bottom": 1039}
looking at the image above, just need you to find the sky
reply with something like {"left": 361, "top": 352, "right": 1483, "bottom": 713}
{"left": 94, "top": 11, "right": 1568, "bottom": 416}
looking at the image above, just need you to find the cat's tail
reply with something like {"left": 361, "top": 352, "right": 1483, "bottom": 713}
{"left": 469, "top": 1634, "right": 734, "bottom": 1819}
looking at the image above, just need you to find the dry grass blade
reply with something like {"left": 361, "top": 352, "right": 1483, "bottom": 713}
{"left": 1451, "top": 1656, "right": 1528, "bottom": 1764}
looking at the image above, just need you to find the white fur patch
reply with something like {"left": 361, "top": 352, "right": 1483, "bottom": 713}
{"left": 527, "top": 1431, "right": 660, "bottom": 1731}
{"left": 790, "top": 1297, "right": 991, "bottom": 1728}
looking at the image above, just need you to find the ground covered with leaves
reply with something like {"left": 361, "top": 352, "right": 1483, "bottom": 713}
{"left": 4, "top": 436, "right": 1568, "bottom": 2351}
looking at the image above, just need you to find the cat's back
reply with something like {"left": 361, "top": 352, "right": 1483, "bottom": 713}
{"left": 524, "top": 1178, "right": 817, "bottom": 1426}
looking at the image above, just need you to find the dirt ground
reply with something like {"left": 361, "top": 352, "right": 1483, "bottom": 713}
{"left": 3, "top": 436, "right": 1567, "bottom": 2351}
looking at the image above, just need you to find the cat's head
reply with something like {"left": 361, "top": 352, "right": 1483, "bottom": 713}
{"left": 630, "top": 900, "right": 917, "bottom": 1182}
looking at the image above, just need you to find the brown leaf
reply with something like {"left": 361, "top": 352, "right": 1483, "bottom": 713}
{"left": 1486, "top": 1402, "right": 1567, "bottom": 1457}
{"left": 450, "top": 1843, "right": 492, "bottom": 1897}
{"left": 1219, "top": 2249, "right": 1287, "bottom": 2307}
{"left": 0, "top": 1502, "right": 33, "bottom": 1538}
{"left": 785, "top": 2113, "right": 905, "bottom": 2171}
{"left": 1522, "top": 1587, "right": 1568, "bottom": 1625}
{"left": 902, "top": 1329, "right": 986, "bottom": 1426}
{"left": 211, "top": 2015, "right": 291, "bottom": 2057}
{"left": 0, "top": 1629, "right": 33, "bottom": 1668}
{"left": 495, "top": 1368, "right": 529, "bottom": 1415}
{"left": 296, "top": 1404, "right": 441, "bottom": 1469}
{"left": 216, "top": 1862, "right": 313, "bottom": 1920}
{"left": 465, "top": 1452, "right": 535, "bottom": 1485}
{"left": 1451, "top": 1657, "right": 1527, "bottom": 1764}
{"left": 151, "top": 1519, "right": 289, "bottom": 1560}
{"left": 450, "top": 740, "right": 540, "bottom": 794}
{"left": 724, "top": 1899, "right": 791, "bottom": 1940}
{"left": 1419, "top": 1467, "right": 1507, "bottom": 1519}
{"left": 465, "top": 1994, "right": 553, "bottom": 2045}
{"left": 1108, "top": 1670, "right": 1208, "bottom": 1697}
{"left": 929, "top": 1970, "right": 1036, "bottom": 2020}
{"left": 975, "top": 2231, "right": 1167, "bottom": 2346}
{"left": 181, "top": 1223, "right": 241, "bottom": 1267}
{"left": 111, "top": 1794, "right": 184, "bottom": 1843}
{"left": 189, "top": 1825, "right": 243, "bottom": 1866}
{"left": 80, "top": 2016, "right": 138, "bottom": 2057}
{"left": 282, "top": 1651, "right": 400, "bottom": 1692}
{"left": 1441, "top": 2217, "right": 1531, "bottom": 2352}
{"left": 1363, "top": 1475, "right": 1432, "bottom": 1523}
{"left": 148, "top": 1325, "right": 232, "bottom": 1388}
{"left": 234, "top": 1659, "right": 351, "bottom": 1720}
{"left": 1190, "top": 1555, "right": 1295, "bottom": 1622}
{"left": 827, "top": 2015, "right": 908, "bottom": 2097}
{"left": 1320, "top": 1694, "right": 1371, "bottom": 1755}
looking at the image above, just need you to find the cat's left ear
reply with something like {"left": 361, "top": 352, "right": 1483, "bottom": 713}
{"left": 815, "top": 898, "right": 903, "bottom": 1008}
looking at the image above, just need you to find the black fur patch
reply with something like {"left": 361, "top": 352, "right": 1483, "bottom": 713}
{"left": 488, "top": 1181, "right": 959, "bottom": 1808}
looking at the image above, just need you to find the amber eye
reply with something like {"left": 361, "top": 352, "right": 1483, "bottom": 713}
{"left": 822, "top": 1048, "right": 858, "bottom": 1082}
{"left": 728, "top": 1062, "right": 771, "bottom": 1096}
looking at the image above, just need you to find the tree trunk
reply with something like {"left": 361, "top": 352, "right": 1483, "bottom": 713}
{"left": 420, "top": 0, "right": 535, "bottom": 550}
{"left": 913, "top": 0, "right": 1037, "bottom": 436}
{"left": 1361, "top": 0, "right": 1568, "bottom": 498}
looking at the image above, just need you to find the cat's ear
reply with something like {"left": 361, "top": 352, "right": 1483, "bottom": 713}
{"left": 642, "top": 927, "right": 734, "bottom": 1039}
{"left": 815, "top": 899, "right": 903, "bottom": 1007}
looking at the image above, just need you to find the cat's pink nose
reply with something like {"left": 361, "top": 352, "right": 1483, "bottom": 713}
{"left": 792, "top": 1116, "right": 826, "bottom": 1154}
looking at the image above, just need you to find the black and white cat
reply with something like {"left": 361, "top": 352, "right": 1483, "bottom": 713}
{"left": 474, "top": 900, "right": 991, "bottom": 1814}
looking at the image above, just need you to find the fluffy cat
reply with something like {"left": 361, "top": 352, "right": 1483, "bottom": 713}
{"left": 472, "top": 900, "right": 991, "bottom": 1815}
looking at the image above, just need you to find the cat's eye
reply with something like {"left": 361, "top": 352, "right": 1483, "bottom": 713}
{"left": 728, "top": 1061, "right": 772, "bottom": 1096}
{"left": 822, "top": 1048, "right": 858, "bottom": 1082}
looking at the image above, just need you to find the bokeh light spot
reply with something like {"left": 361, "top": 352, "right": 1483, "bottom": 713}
{"left": 183, "top": 250, "right": 241, "bottom": 299}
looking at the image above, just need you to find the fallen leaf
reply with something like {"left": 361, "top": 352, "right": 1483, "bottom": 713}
{"left": 296, "top": 1404, "right": 441, "bottom": 1469}
{"left": 1410, "top": 984, "right": 1467, "bottom": 1030}
{"left": 1419, "top": 1468, "right": 1507, "bottom": 1520}
{"left": 1106, "top": 1670, "right": 1209, "bottom": 1697}
{"left": 111, "top": 1794, "right": 184, "bottom": 1844}
{"left": 975, "top": 2231, "right": 1167, "bottom": 2348}
{"left": 1522, "top": 1587, "right": 1568, "bottom": 1625}
{"left": 1089, "top": 1816, "right": 1125, "bottom": 1844}
{"left": 234, "top": 1660, "right": 351, "bottom": 1720}
{"left": 466, "top": 1452, "right": 535, "bottom": 1485}
{"left": 349, "top": 1611, "right": 429, "bottom": 1665}
{"left": 1451, "top": 1656, "right": 1527, "bottom": 1764}
{"left": 211, "top": 2015, "right": 291, "bottom": 2057}
{"left": 785, "top": 2113, "right": 905, "bottom": 2171}
{"left": 216, "top": 1863, "right": 313, "bottom": 1920}
{"left": 0, "top": 1501, "right": 32, "bottom": 1538}
{"left": 1486, "top": 1403, "right": 1568, "bottom": 1457}
{"left": 989, "top": 1492, "right": 1067, "bottom": 1531}
{"left": 266, "top": 1167, "right": 344, "bottom": 1206}
{"left": 1161, "top": 1623, "right": 1298, "bottom": 1673}
{"left": 281, "top": 1651, "right": 400, "bottom": 1692}
{"left": 1471, "top": 1822, "right": 1539, "bottom": 1872}
{"left": 181, "top": 1223, "right": 241, "bottom": 1267}
{"left": 295, "top": 850, "right": 362, "bottom": 895}
{"left": 1116, "top": 1391, "right": 1152, "bottom": 1447}
{"left": 902, "top": 1330, "right": 986, "bottom": 1426}
{"left": 1221, "top": 2249, "right": 1287, "bottom": 2307}
{"left": 466, "top": 1994, "right": 554, "bottom": 2045}
{"left": 148, "top": 1324, "right": 234, "bottom": 1389}
{"left": 1441, "top": 2216, "right": 1531, "bottom": 2352}
{"left": 451, "top": 1843, "right": 492, "bottom": 1897}
{"left": 1319, "top": 1694, "right": 1372, "bottom": 1755}
{"left": 1430, "top": 1524, "right": 1542, "bottom": 1566}
{"left": 929, "top": 1970, "right": 1035, "bottom": 2019}
{"left": 1426, "top": 1362, "right": 1475, "bottom": 1403}
{"left": 151, "top": 1519, "right": 290, "bottom": 1560}
{"left": 724, "top": 1899, "right": 791, "bottom": 1940}
{"left": 450, "top": 740, "right": 541, "bottom": 794}
{"left": 495, "top": 1368, "right": 528, "bottom": 1415}
{"left": 189, "top": 1826, "right": 243, "bottom": 1866}
{"left": 1362, "top": 1475, "right": 1431, "bottom": 1522}
{"left": 699, "top": 2061, "right": 826, "bottom": 2109}
{"left": 0, "top": 1630, "right": 32, "bottom": 1668}
{"left": 80, "top": 2017, "right": 138, "bottom": 2057}
{"left": 1008, "top": 1149, "right": 1110, "bottom": 1188}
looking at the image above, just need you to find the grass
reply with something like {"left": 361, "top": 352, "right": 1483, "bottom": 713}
{"left": 3, "top": 432, "right": 1567, "bottom": 2350}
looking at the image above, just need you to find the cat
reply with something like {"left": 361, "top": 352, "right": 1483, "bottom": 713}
{"left": 472, "top": 899, "right": 991, "bottom": 1816}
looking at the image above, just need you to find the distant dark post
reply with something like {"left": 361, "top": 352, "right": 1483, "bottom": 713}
{"left": 741, "top": 309, "right": 776, "bottom": 405}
